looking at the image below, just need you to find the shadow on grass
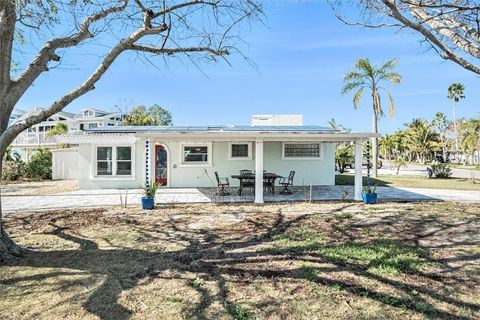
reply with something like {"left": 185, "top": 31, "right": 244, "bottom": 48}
{"left": 3, "top": 204, "right": 480, "bottom": 320}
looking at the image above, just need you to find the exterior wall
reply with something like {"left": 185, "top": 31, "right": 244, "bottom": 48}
{"left": 150, "top": 140, "right": 335, "bottom": 188}
{"left": 77, "top": 140, "right": 144, "bottom": 189}
{"left": 52, "top": 148, "right": 79, "bottom": 180}
{"left": 76, "top": 138, "right": 335, "bottom": 189}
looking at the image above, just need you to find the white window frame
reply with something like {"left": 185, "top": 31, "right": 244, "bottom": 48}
{"left": 91, "top": 144, "right": 136, "bottom": 179}
{"left": 281, "top": 142, "right": 323, "bottom": 160}
{"left": 228, "top": 142, "right": 252, "bottom": 160}
{"left": 179, "top": 142, "right": 212, "bottom": 167}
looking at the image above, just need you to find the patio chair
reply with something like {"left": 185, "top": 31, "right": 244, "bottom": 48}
{"left": 215, "top": 172, "right": 230, "bottom": 196}
{"left": 239, "top": 170, "right": 255, "bottom": 195}
{"left": 279, "top": 171, "right": 295, "bottom": 195}
{"left": 263, "top": 173, "right": 276, "bottom": 194}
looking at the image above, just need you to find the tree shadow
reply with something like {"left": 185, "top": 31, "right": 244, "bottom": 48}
{"left": 3, "top": 203, "right": 480, "bottom": 319}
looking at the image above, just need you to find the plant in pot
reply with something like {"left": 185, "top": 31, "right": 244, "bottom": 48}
{"left": 362, "top": 184, "right": 377, "bottom": 204}
{"left": 141, "top": 182, "right": 161, "bottom": 209}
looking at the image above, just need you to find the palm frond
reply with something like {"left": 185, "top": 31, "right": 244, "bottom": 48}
{"left": 353, "top": 87, "right": 364, "bottom": 108}
{"left": 383, "top": 72, "right": 401, "bottom": 84}
{"left": 387, "top": 90, "right": 395, "bottom": 120}
{"left": 341, "top": 82, "right": 365, "bottom": 95}
{"left": 355, "top": 58, "right": 374, "bottom": 76}
{"left": 373, "top": 89, "right": 384, "bottom": 117}
{"left": 344, "top": 72, "right": 367, "bottom": 81}
{"left": 379, "top": 58, "right": 398, "bottom": 72}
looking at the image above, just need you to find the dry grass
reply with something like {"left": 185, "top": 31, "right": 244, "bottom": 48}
{"left": 0, "top": 179, "right": 78, "bottom": 196}
{"left": 1, "top": 201, "right": 480, "bottom": 320}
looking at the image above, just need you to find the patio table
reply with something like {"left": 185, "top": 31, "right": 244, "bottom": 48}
{"left": 231, "top": 173, "right": 281, "bottom": 196}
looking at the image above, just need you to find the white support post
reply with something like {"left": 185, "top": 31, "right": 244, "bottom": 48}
{"left": 354, "top": 139, "right": 363, "bottom": 201}
{"left": 255, "top": 140, "right": 264, "bottom": 204}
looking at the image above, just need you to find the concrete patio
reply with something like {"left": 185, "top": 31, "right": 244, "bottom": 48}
{"left": 2, "top": 185, "right": 479, "bottom": 212}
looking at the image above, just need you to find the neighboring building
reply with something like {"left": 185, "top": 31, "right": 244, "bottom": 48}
{"left": 10, "top": 107, "right": 123, "bottom": 160}
{"left": 58, "top": 114, "right": 377, "bottom": 203}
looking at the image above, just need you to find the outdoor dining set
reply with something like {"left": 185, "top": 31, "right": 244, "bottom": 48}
{"left": 214, "top": 170, "right": 295, "bottom": 196}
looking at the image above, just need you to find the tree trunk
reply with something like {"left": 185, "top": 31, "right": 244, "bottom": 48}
{"left": 0, "top": 159, "right": 24, "bottom": 262}
{"left": 453, "top": 102, "right": 459, "bottom": 155}
{"left": 372, "top": 112, "right": 378, "bottom": 177}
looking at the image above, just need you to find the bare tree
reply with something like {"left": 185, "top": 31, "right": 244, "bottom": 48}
{"left": 330, "top": 0, "right": 480, "bottom": 75}
{"left": 0, "top": 0, "right": 262, "bottom": 260}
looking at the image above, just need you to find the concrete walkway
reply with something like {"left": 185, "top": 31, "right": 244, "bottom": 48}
{"left": 2, "top": 186, "right": 478, "bottom": 212}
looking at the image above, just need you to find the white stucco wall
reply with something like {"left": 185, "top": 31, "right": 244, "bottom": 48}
{"left": 52, "top": 148, "right": 79, "bottom": 180}
{"left": 76, "top": 138, "right": 335, "bottom": 189}
{"left": 153, "top": 140, "right": 335, "bottom": 188}
{"left": 78, "top": 140, "right": 145, "bottom": 189}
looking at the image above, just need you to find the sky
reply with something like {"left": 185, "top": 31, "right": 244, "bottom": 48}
{"left": 16, "top": 1, "right": 480, "bottom": 134}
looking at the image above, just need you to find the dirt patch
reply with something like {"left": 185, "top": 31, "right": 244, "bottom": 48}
{"left": 1, "top": 202, "right": 480, "bottom": 319}
{"left": 0, "top": 179, "right": 78, "bottom": 196}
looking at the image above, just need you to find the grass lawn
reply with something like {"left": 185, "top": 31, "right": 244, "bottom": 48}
{"left": 336, "top": 173, "right": 479, "bottom": 191}
{"left": 1, "top": 202, "right": 480, "bottom": 319}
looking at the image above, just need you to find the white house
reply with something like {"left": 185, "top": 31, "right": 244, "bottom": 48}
{"left": 58, "top": 115, "right": 377, "bottom": 203}
{"left": 10, "top": 107, "right": 123, "bottom": 160}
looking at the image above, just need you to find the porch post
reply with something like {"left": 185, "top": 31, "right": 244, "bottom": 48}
{"left": 354, "top": 139, "right": 363, "bottom": 201}
{"left": 255, "top": 140, "right": 264, "bottom": 204}
{"left": 145, "top": 140, "right": 151, "bottom": 187}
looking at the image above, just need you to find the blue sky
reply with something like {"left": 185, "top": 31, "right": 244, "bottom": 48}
{"left": 17, "top": 1, "right": 479, "bottom": 133}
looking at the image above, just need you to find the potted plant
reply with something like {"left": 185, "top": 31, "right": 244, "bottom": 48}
{"left": 141, "top": 182, "right": 161, "bottom": 209}
{"left": 362, "top": 185, "right": 377, "bottom": 204}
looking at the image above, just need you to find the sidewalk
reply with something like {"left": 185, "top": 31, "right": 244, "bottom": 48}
{"left": 2, "top": 186, "right": 478, "bottom": 212}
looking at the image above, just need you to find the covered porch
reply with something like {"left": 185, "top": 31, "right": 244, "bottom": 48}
{"left": 248, "top": 138, "right": 367, "bottom": 203}
{"left": 142, "top": 131, "right": 378, "bottom": 204}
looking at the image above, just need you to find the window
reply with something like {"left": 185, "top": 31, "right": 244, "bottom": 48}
{"left": 116, "top": 147, "right": 132, "bottom": 175}
{"left": 184, "top": 146, "right": 208, "bottom": 162}
{"left": 95, "top": 146, "right": 133, "bottom": 177}
{"left": 228, "top": 142, "right": 252, "bottom": 160}
{"left": 180, "top": 143, "right": 212, "bottom": 166}
{"left": 97, "top": 147, "right": 113, "bottom": 175}
{"left": 283, "top": 143, "right": 322, "bottom": 159}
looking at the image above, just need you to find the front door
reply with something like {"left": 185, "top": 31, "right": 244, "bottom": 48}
{"left": 155, "top": 145, "right": 168, "bottom": 186}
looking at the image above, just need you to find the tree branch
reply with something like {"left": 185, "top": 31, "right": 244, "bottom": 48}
{"left": 380, "top": 0, "right": 480, "bottom": 75}
{"left": 10, "top": 0, "right": 129, "bottom": 105}
{"left": 129, "top": 44, "right": 228, "bottom": 56}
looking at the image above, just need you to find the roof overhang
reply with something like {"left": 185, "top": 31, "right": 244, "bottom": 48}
{"left": 59, "top": 131, "right": 379, "bottom": 144}
{"left": 58, "top": 133, "right": 138, "bottom": 144}
{"left": 135, "top": 131, "right": 379, "bottom": 141}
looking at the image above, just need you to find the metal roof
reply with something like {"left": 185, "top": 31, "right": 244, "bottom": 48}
{"left": 90, "top": 125, "right": 335, "bottom": 133}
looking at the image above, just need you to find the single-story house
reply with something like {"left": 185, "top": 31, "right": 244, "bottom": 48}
{"left": 58, "top": 115, "right": 378, "bottom": 203}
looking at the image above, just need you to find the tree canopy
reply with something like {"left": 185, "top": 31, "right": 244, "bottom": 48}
{"left": 123, "top": 105, "right": 172, "bottom": 126}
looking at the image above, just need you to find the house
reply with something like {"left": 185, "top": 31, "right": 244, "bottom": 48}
{"left": 10, "top": 107, "right": 123, "bottom": 160}
{"left": 58, "top": 115, "right": 377, "bottom": 203}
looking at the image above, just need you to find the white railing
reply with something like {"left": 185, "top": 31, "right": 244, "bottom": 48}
{"left": 12, "top": 132, "right": 58, "bottom": 146}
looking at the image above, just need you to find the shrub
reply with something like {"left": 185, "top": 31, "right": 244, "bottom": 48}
{"left": 2, "top": 159, "right": 26, "bottom": 181}
{"left": 430, "top": 163, "right": 452, "bottom": 179}
{"left": 25, "top": 148, "right": 52, "bottom": 180}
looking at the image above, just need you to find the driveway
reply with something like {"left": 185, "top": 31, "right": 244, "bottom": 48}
{"left": 2, "top": 186, "right": 479, "bottom": 212}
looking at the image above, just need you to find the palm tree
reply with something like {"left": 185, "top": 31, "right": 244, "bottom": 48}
{"left": 406, "top": 119, "right": 440, "bottom": 164}
{"left": 379, "top": 134, "right": 396, "bottom": 168}
{"left": 341, "top": 58, "right": 401, "bottom": 177}
{"left": 432, "top": 112, "right": 449, "bottom": 162}
{"left": 460, "top": 118, "right": 480, "bottom": 164}
{"left": 45, "top": 122, "right": 68, "bottom": 140}
{"left": 447, "top": 83, "right": 465, "bottom": 154}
